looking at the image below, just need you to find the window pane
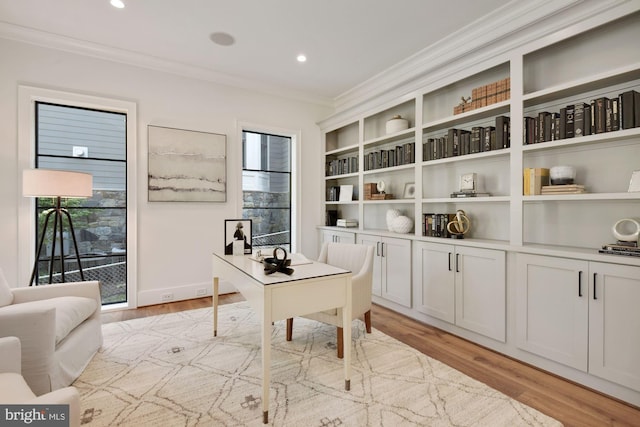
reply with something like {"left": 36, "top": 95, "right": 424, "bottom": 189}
{"left": 35, "top": 102, "right": 127, "bottom": 306}
{"left": 37, "top": 103, "right": 126, "bottom": 161}
{"left": 242, "top": 131, "right": 291, "bottom": 250}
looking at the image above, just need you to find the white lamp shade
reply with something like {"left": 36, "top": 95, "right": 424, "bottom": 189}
{"left": 23, "top": 169, "right": 93, "bottom": 198}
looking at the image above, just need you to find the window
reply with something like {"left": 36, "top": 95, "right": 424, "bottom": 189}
{"left": 242, "top": 131, "right": 291, "bottom": 251}
{"left": 34, "top": 102, "right": 128, "bottom": 305}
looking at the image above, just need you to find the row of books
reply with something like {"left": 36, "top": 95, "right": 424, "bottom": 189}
{"left": 423, "top": 116, "right": 510, "bottom": 161}
{"left": 599, "top": 241, "right": 640, "bottom": 257}
{"left": 326, "top": 156, "right": 358, "bottom": 177}
{"left": 453, "top": 78, "right": 511, "bottom": 115}
{"left": 523, "top": 168, "right": 549, "bottom": 195}
{"left": 423, "top": 213, "right": 458, "bottom": 238}
{"left": 364, "top": 142, "right": 415, "bottom": 171}
{"left": 523, "top": 90, "right": 640, "bottom": 145}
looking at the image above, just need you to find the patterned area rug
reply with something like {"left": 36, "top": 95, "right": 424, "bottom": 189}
{"left": 74, "top": 302, "right": 562, "bottom": 426}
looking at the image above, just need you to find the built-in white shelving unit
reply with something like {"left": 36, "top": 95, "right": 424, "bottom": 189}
{"left": 318, "top": 8, "right": 640, "bottom": 407}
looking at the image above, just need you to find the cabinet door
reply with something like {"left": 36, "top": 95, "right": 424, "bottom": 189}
{"left": 455, "top": 246, "right": 506, "bottom": 342}
{"left": 515, "top": 254, "right": 588, "bottom": 371}
{"left": 357, "top": 234, "right": 382, "bottom": 297}
{"left": 414, "top": 241, "right": 455, "bottom": 323}
{"left": 589, "top": 262, "right": 640, "bottom": 392}
{"left": 380, "top": 237, "right": 412, "bottom": 307}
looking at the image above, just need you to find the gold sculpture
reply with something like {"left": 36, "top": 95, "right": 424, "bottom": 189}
{"left": 447, "top": 209, "right": 471, "bottom": 238}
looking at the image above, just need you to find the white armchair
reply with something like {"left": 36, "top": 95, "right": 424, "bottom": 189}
{"left": 0, "top": 336, "right": 80, "bottom": 427}
{"left": 0, "top": 268, "right": 103, "bottom": 395}
{"left": 286, "top": 242, "right": 375, "bottom": 358}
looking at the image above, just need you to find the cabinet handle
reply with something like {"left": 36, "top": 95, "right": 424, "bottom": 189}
{"left": 381, "top": 242, "right": 385, "bottom": 257}
{"left": 455, "top": 253, "right": 460, "bottom": 273}
{"left": 376, "top": 242, "right": 380, "bottom": 256}
{"left": 593, "top": 273, "right": 597, "bottom": 300}
{"left": 578, "top": 271, "right": 582, "bottom": 297}
{"left": 448, "top": 252, "right": 452, "bottom": 271}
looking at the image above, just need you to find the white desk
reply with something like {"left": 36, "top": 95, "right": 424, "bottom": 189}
{"left": 212, "top": 253, "right": 352, "bottom": 424}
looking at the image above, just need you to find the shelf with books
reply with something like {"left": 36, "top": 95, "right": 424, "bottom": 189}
{"left": 420, "top": 202, "right": 510, "bottom": 242}
{"left": 522, "top": 127, "right": 640, "bottom": 153}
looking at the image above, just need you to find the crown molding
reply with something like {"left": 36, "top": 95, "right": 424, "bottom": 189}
{"left": 331, "top": 0, "right": 636, "bottom": 116}
{"left": 0, "top": 22, "right": 334, "bottom": 108}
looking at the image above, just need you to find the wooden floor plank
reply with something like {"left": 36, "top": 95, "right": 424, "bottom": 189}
{"left": 101, "top": 294, "right": 640, "bottom": 426}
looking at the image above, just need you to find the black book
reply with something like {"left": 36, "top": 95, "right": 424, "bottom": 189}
{"left": 551, "top": 113, "right": 560, "bottom": 140}
{"left": 605, "top": 97, "right": 613, "bottom": 132}
{"left": 543, "top": 113, "right": 552, "bottom": 142}
{"left": 460, "top": 130, "right": 470, "bottom": 155}
{"left": 495, "top": 115, "right": 510, "bottom": 149}
{"left": 447, "top": 129, "right": 458, "bottom": 158}
{"left": 574, "top": 103, "right": 589, "bottom": 137}
{"left": 559, "top": 108, "right": 567, "bottom": 139}
{"left": 593, "top": 97, "right": 608, "bottom": 134}
{"left": 565, "top": 105, "right": 575, "bottom": 138}
{"left": 538, "top": 112, "right": 550, "bottom": 142}
{"left": 619, "top": 91, "right": 635, "bottom": 129}
{"left": 471, "top": 127, "right": 482, "bottom": 153}
{"left": 583, "top": 105, "right": 592, "bottom": 136}
{"left": 483, "top": 126, "right": 494, "bottom": 152}
{"left": 611, "top": 98, "right": 619, "bottom": 131}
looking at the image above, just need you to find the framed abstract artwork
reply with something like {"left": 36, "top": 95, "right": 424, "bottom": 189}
{"left": 148, "top": 125, "right": 226, "bottom": 202}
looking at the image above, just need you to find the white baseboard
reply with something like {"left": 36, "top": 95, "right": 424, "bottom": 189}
{"left": 137, "top": 280, "right": 236, "bottom": 307}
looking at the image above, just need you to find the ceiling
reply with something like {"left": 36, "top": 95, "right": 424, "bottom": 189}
{"left": 0, "top": 0, "right": 513, "bottom": 105}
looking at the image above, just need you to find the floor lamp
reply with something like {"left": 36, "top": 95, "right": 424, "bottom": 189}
{"left": 23, "top": 169, "right": 93, "bottom": 286}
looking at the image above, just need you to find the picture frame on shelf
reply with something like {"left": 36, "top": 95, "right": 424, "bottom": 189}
{"left": 339, "top": 184, "right": 354, "bottom": 202}
{"left": 224, "top": 219, "right": 252, "bottom": 255}
{"left": 403, "top": 182, "right": 415, "bottom": 199}
{"left": 628, "top": 170, "right": 640, "bottom": 192}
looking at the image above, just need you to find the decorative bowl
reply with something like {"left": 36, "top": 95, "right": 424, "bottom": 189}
{"left": 550, "top": 165, "right": 576, "bottom": 185}
{"left": 386, "top": 115, "right": 409, "bottom": 134}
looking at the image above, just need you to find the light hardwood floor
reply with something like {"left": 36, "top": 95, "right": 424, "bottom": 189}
{"left": 102, "top": 294, "right": 640, "bottom": 427}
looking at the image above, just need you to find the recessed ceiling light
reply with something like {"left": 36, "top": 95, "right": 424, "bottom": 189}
{"left": 296, "top": 54, "right": 307, "bottom": 63}
{"left": 209, "top": 32, "right": 235, "bottom": 46}
{"left": 110, "top": 0, "right": 125, "bottom": 9}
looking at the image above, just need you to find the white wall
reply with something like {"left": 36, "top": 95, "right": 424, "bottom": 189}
{"left": 0, "top": 38, "right": 332, "bottom": 305}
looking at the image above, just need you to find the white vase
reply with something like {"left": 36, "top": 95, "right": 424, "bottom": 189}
{"left": 386, "top": 209, "right": 401, "bottom": 231}
{"left": 391, "top": 216, "right": 413, "bottom": 234}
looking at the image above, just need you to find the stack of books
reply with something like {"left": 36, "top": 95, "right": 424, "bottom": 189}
{"left": 450, "top": 191, "right": 490, "bottom": 198}
{"left": 599, "top": 241, "right": 640, "bottom": 257}
{"left": 540, "top": 184, "right": 585, "bottom": 194}
{"left": 336, "top": 218, "right": 358, "bottom": 228}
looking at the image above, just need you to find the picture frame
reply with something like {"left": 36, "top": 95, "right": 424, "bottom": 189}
{"left": 224, "top": 219, "right": 252, "bottom": 255}
{"left": 628, "top": 170, "right": 640, "bottom": 192}
{"left": 403, "top": 182, "right": 415, "bottom": 199}
{"left": 148, "top": 125, "right": 226, "bottom": 202}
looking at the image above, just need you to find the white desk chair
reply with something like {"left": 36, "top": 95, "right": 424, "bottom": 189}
{"left": 286, "top": 242, "right": 374, "bottom": 358}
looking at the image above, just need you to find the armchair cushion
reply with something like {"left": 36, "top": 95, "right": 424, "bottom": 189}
{"left": 0, "top": 296, "right": 97, "bottom": 344}
{"left": 0, "top": 268, "right": 13, "bottom": 307}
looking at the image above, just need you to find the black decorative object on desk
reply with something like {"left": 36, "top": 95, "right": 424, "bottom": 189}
{"left": 263, "top": 247, "right": 294, "bottom": 275}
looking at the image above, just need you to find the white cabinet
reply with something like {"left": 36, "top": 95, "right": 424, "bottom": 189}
{"left": 515, "top": 254, "right": 589, "bottom": 371}
{"left": 357, "top": 233, "right": 412, "bottom": 307}
{"left": 589, "top": 262, "right": 640, "bottom": 392}
{"left": 415, "top": 241, "right": 506, "bottom": 342}
{"left": 320, "top": 228, "right": 355, "bottom": 244}
{"left": 516, "top": 254, "right": 640, "bottom": 392}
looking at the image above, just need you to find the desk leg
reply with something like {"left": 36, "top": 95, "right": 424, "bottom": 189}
{"left": 343, "top": 277, "right": 352, "bottom": 391}
{"left": 212, "top": 277, "right": 219, "bottom": 337}
{"left": 262, "top": 293, "right": 272, "bottom": 424}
